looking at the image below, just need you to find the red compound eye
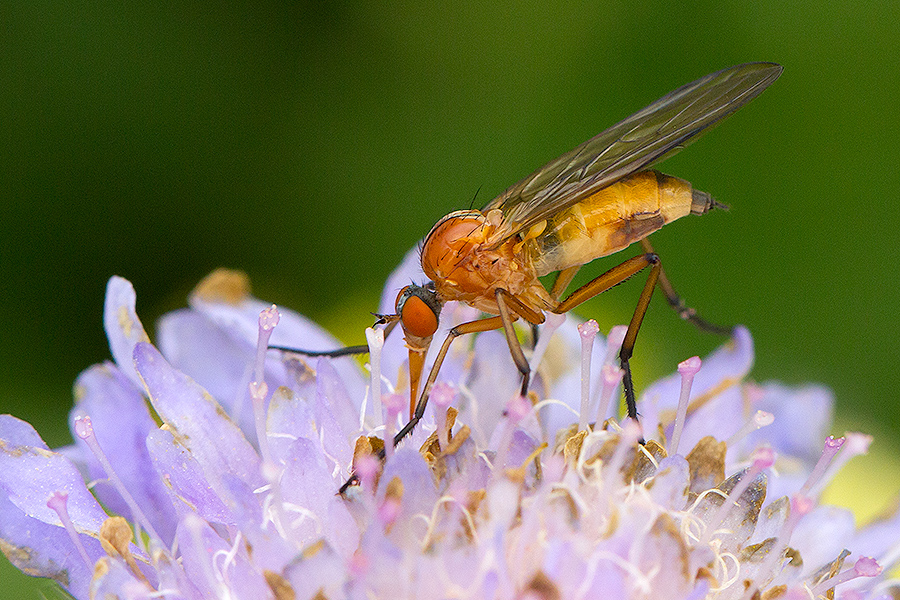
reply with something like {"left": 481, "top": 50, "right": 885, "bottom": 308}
{"left": 400, "top": 294, "right": 439, "bottom": 338}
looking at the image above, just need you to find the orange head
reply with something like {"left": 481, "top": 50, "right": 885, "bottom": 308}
{"left": 395, "top": 283, "right": 441, "bottom": 341}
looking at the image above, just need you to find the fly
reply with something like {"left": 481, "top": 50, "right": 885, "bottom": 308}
{"left": 275, "top": 62, "right": 783, "bottom": 466}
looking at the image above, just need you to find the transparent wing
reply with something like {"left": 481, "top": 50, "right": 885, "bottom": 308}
{"left": 483, "top": 62, "right": 783, "bottom": 242}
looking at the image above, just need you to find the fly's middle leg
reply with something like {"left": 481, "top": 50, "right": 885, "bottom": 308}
{"left": 494, "top": 288, "right": 545, "bottom": 397}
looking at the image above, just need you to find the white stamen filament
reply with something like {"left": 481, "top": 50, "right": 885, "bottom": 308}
{"left": 669, "top": 356, "right": 701, "bottom": 456}
{"left": 365, "top": 327, "right": 384, "bottom": 429}
{"left": 73, "top": 415, "right": 163, "bottom": 545}
{"left": 578, "top": 319, "right": 599, "bottom": 432}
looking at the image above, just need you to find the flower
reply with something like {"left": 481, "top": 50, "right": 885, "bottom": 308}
{"left": 2, "top": 249, "right": 899, "bottom": 599}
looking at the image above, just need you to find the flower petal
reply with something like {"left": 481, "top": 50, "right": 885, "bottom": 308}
{"left": 0, "top": 416, "right": 108, "bottom": 532}
{"left": 145, "top": 427, "right": 233, "bottom": 524}
{"left": 133, "top": 342, "right": 263, "bottom": 499}
{"left": 176, "top": 514, "right": 271, "bottom": 600}
{"left": 103, "top": 276, "right": 152, "bottom": 390}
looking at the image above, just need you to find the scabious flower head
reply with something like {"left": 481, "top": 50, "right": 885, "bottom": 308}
{"left": 2, "top": 249, "right": 899, "bottom": 599}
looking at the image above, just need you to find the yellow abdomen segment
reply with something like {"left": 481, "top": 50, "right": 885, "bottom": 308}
{"left": 530, "top": 170, "right": 709, "bottom": 276}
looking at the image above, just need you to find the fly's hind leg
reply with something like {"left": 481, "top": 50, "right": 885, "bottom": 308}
{"left": 640, "top": 238, "right": 731, "bottom": 335}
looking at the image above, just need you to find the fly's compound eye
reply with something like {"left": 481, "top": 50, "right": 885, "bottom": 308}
{"left": 396, "top": 285, "right": 440, "bottom": 339}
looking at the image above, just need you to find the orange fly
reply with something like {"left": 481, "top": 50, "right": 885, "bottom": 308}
{"left": 278, "top": 62, "right": 782, "bottom": 452}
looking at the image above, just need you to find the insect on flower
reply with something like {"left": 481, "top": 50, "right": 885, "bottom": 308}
{"left": 276, "top": 62, "right": 782, "bottom": 451}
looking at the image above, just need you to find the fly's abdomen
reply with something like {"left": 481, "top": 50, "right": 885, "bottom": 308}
{"left": 530, "top": 170, "right": 715, "bottom": 276}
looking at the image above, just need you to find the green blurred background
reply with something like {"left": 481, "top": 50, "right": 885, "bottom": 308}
{"left": 2, "top": 0, "right": 899, "bottom": 595}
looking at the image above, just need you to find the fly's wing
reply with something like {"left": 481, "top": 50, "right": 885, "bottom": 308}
{"left": 483, "top": 62, "right": 782, "bottom": 243}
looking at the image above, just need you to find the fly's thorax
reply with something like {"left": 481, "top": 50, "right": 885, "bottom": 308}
{"left": 420, "top": 209, "right": 550, "bottom": 314}
{"left": 421, "top": 210, "right": 491, "bottom": 287}
{"left": 529, "top": 170, "right": 702, "bottom": 276}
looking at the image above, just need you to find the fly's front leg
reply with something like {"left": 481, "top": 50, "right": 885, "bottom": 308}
{"left": 393, "top": 314, "right": 508, "bottom": 447}
{"left": 639, "top": 238, "right": 730, "bottom": 335}
{"left": 554, "top": 253, "right": 661, "bottom": 422}
{"left": 269, "top": 317, "right": 400, "bottom": 357}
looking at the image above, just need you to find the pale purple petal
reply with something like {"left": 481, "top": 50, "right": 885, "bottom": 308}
{"left": 747, "top": 383, "right": 834, "bottom": 461}
{"left": 176, "top": 514, "right": 272, "bottom": 600}
{"left": 791, "top": 505, "right": 857, "bottom": 576}
{"left": 145, "top": 428, "right": 234, "bottom": 524}
{"left": 283, "top": 540, "right": 348, "bottom": 600}
{"left": 189, "top": 292, "right": 365, "bottom": 403}
{"left": 639, "top": 324, "right": 754, "bottom": 418}
{"left": 133, "top": 342, "right": 264, "bottom": 497}
{"left": 158, "top": 309, "right": 263, "bottom": 441}
{"left": 0, "top": 418, "right": 108, "bottom": 532}
{"left": 0, "top": 413, "right": 49, "bottom": 449}
{"left": 266, "top": 386, "right": 319, "bottom": 464}
{"left": 460, "top": 330, "right": 522, "bottom": 446}
{"left": 104, "top": 276, "right": 152, "bottom": 389}
{"left": 89, "top": 558, "right": 156, "bottom": 600}
{"left": 281, "top": 437, "right": 360, "bottom": 560}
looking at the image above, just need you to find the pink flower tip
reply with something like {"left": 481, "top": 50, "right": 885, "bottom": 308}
{"left": 677, "top": 355, "right": 702, "bottom": 375}
{"left": 505, "top": 394, "right": 531, "bottom": 423}
{"left": 249, "top": 380, "right": 268, "bottom": 402}
{"left": 844, "top": 432, "right": 873, "bottom": 455}
{"left": 578, "top": 319, "right": 599, "bottom": 339}
{"left": 744, "top": 382, "right": 766, "bottom": 404}
{"left": 73, "top": 415, "right": 93, "bottom": 440}
{"left": 620, "top": 417, "right": 643, "bottom": 442}
{"left": 384, "top": 393, "right": 405, "bottom": 416}
{"left": 607, "top": 325, "right": 627, "bottom": 350}
{"left": 754, "top": 410, "right": 774, "bottom": 427}
{"left": 601, "top": 363, "right": 623, "bottom": 385}
{"left": 431, "top": 382, "right": 455, "bottom": 409}
{"left": 824, "top": 435, "right": 845, "bottom": 450}
{"left": 854, "top": 556, "right": 882, "bottom": 577}
{"left": 355, "top": 455, "right": 381, "bottom": 489}
{"left": 751, "top": 446, "right": 775, "bottom": 469}
{"left": 258, "top": 305, "right": 280, "bottom": 330}
{"left": 378, "top": 498, "right": 402, "bottom": 525}
{"left": 46, "top": 490, "right": 69, "bottom": 511}
{"left": 365, "top": 326, "right": 384, "bottom": 349}
{"left": 261, "top": 460, "right": 281, "bottom": 483}
{"left": 791, "top": 493, "right": 814, "bottom": 516}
